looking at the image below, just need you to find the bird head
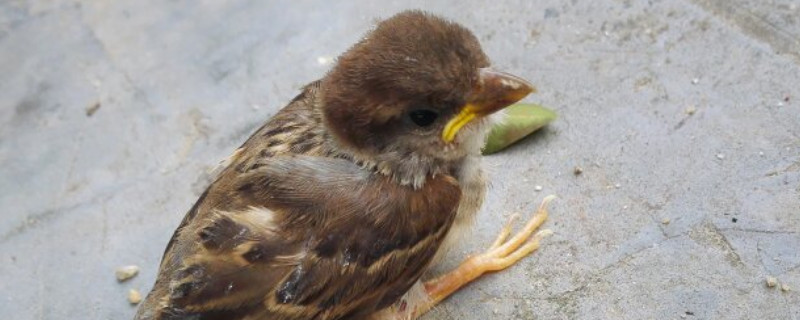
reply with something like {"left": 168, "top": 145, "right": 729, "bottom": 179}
{"left": 322, "top": 10, "right": 534, "bottom": 172}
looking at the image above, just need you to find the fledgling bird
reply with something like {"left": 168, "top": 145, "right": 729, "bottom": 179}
{"left": 136, "top": 10, "right": 552, "bottom": 320}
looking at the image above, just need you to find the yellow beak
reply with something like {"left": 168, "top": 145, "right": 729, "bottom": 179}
{"left": 442, "top": 69, "right": 536, "bottom": 143}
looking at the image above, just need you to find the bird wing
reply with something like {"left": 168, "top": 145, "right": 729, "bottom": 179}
{"left": 137, "top": 155, "right": 461, "bottom": 320}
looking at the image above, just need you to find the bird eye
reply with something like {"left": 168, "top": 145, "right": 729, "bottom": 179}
{"left": 408, "top": 109, "right": 439, "bottom": 127}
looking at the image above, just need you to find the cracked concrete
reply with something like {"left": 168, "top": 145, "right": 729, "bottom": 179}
{"left": 1, "top": 0, "right": 798, "bottom": 319}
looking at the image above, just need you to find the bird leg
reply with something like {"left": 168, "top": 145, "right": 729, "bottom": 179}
{"left": 375, "top": 195, "right": 555, "bottom": 320}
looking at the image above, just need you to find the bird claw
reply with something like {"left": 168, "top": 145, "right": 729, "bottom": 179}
{"left": 469, "top": 195, "right": 554, "bottom": 273}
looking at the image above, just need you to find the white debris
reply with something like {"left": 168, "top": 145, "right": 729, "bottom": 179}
{"left": 766, "top": 276, "right": 778, "bottom": 288}
{"left": 115, "top": 265, "right": 140, "bottom": 282}
{"left": 316, "top": 56, "right": 333, "bottom": 65}
{"left": 128, "top": 289, "right": 142, "bottom": 304}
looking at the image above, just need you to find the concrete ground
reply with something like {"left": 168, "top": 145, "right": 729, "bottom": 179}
{"left": 1, "top": 0, "right": 798, "bottom": 319}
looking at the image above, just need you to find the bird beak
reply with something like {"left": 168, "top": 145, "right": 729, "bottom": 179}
{"left": 442, "top": 68, "right": 536, "bottom": 143}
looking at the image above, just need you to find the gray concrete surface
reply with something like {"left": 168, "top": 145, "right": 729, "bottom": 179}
{"left": 1, "top": 0, "right": 799, "bottom": 319}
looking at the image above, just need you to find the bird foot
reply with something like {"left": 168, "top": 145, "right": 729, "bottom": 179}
{"left": 423, "top": 195, "right": 554, "bottom": 304}
{"left": 374, "top": 196, "right": 554, "bottom": 320}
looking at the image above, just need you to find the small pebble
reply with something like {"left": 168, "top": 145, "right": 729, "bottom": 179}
{"left": 86, "top": 102, "right": 101, "bottom": 117}
{"left": 758, "top": 151, "right": 764, "bottom": 157}
{"left": 661, "top": 218, "right": 671, "bottom": 225}
{"left": 716, "top": 154, "right": 725, "bottom": 160}
{"left": 685, "top": 105, "right": 696, "bottom": 115}
{"left": 115, "top": 265, "right": 140, "bottom": 282}
{"left": 573, "top": 166, "right": 583, "bottom": 175}
{"left": 534, "top": 185, "right": 543, "bottom": 191}
{"left": 614, "top": 183, "right": 621, "bottom": 189}
{"left": 691, "top": 78, "right": 700, "bottom": 85}
{"left": 766, "top": 276, "right": 778, "bottom": 288}
{"left": 781, "top": 284, "right": 791, "bottom": 292}
{"left": 731, "top": 217, "right": 738, "bottom": 223}
{"left": 128, "top": 289, "right": 142, "bottom": 304}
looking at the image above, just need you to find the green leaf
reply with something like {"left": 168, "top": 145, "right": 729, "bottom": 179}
{"left": 482, "top": 103, "right": 556, "bottom": 155}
